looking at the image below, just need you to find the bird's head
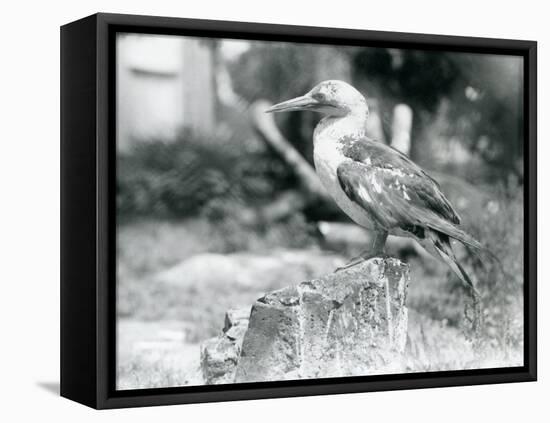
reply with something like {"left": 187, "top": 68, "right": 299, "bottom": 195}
{"left": 266, "top": 80, "right": 368, "bottom": 117}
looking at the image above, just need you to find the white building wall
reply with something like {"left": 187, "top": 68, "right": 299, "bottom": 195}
{"left": 116, "top": 34, "right": 216, "bottom": 152}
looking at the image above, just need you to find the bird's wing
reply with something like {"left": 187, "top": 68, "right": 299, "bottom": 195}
{"left": 336, "top": 140, "right": 482, "bottom": 250}
{"left": 340, "top": 138, "right": 461, "bottom": 225}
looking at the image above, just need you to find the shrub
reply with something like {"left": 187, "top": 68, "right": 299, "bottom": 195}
{"left": 117, "top": 132, "right": 296, "bottom": 219}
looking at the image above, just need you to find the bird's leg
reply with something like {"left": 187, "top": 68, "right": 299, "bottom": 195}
{"left": 335, "top": 231, "right": 389, "bottom": 272}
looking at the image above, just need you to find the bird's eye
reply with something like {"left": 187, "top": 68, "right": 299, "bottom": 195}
{"left": 313, "top": 92, "right": 327, "bottom": 102}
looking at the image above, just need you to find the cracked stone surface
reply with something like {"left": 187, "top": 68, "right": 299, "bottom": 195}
{"left": 200, "top": 258, "right": 409, "bottom": 384}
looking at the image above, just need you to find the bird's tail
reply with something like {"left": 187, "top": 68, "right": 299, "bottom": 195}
{"left": 430, "top": 232, "right": 480, "bottom": 296}
{"left": 427, "top": 219, "right": 501, "bottom": 266}
{"left": 430, "top": 231, "right": 484, "bottom": 335}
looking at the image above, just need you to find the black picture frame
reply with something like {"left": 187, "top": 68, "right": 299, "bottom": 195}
{"left": 60, "top": 12, "right": 537, "bottom": 409}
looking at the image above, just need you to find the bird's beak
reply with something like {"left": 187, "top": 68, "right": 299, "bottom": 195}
{"left": 265, "top": 95, "right": 320, "bottom": 113}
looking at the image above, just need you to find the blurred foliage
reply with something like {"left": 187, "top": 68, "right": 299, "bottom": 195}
{"left": 406, "top": 180, "right": 524, "bottom": 358}
{"left": 353, "top": 48, "right": 459, "bottom": 112}
{"left": 466, "top": 181, "right": 524, "bottom": 352}
{"left": 230, "top": 43, "right": 524, "bottom": 180}
{"left": 353, "top": 49, "right": 523, "bottom": 179}
{"left": 119, "top": 43, "right": 524, "bottom": 219}
{"left": 201, "top": 201, "right": 318, "bottom": 252}
{"left": 230, "top": 43, "right": 317, "bottom": 104}
{"left": 117, "top": 131, "right": 295, "bottom": 218}
{"left": 230, "top": 43, "right": 352, "bottom": 162}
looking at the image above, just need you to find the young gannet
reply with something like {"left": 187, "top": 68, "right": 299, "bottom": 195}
{"left": 267, "top": 80, "right": 487, "bottom": 294}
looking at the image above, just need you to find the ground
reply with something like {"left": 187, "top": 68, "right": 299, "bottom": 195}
{"left": 116, "top": 215, "right": 523, "bottom": 390}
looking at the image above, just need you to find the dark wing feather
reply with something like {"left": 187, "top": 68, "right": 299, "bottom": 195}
{"left": 340, "top": 138, "right": 461, "bottom": 224}
{"left": 337, "top": 160, "right": 482, "bottom": 250}
{"left": 336, "top": 137, "right": 487, "bottom": 251}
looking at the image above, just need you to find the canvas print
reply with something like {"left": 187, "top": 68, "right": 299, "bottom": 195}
{"left": 115, "top": 32, "right": 524, "bottom": 390}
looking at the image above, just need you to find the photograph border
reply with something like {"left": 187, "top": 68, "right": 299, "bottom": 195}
{"left": 60, "top": 12, "right": 537, "bottom": 409}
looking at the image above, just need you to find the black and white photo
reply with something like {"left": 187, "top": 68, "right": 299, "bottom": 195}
{"left": 115, "top": 31, "right": 527, "bottom": 389}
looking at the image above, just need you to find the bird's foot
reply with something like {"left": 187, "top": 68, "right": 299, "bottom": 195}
{"left": 334, "top": 258, "right": 364, "bottom": 273}
{"left": 334, "top": 252, "right": 390, "bottom": 273}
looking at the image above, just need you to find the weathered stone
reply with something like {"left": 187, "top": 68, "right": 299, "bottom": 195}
{"left": 224, "top": 307, "right": 251, "bottom": 333}
{"left": 200, "top": 307, "right": 250, "bottom": 384}
{"left": 200, "top": 336, "right": 240, "bottom": 385}
{"left": 200, "top": 257, "right": 409, "bottom": 384}
{"left": 235, "top": 288, "right": 302, "bottom": 382}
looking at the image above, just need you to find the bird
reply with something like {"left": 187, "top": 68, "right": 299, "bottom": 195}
{"left": 266, "top": 80, "right": 488, "bottom": 296}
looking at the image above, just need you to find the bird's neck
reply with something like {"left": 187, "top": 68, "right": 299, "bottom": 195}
{"left": 313, "top": 111, "right": 368, "bottom": 148}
